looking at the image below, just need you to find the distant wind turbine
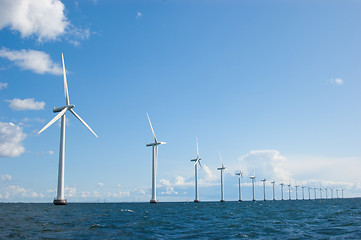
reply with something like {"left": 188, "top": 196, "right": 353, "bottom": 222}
{"left": 271, "top": 181, "right": 276, "bottom": 201}
{"left": 331, "top": 188, "right": 334, "bottom": 199}
{"left": 217, "top": 153, "right": 226, "bottom": 202}
{"left": 190, "top": 137, "right": 201, "bottom": 202}
{"left": 341, "top": 189, "right": 344, "bottom": 198}
{"left": 236, "top": 171, "right": 243, "bottom": 201}
{"left": 250, "top": 169, "right": 256, "bottom": 201}
{"left": 336, "top": 189, "right": 339, "bottom": 198}
{"left": 295, "top": 185, "right": 299, "bottom": 200}
{"left": 301, "top": 186, "right": 305, "bottom": 200}
{"left": 280, "top": 182, "right": 285, "bottom": 200}
{"left": 146, "top": 114, "right": 166, "bottom": 204}
{"left": 325, "top": 188, "right": 328, "bottom": 199}
{"left": 261, "top": 179, "right": 266, "bottom": 201}
{"left": 38, "top": 53, "right": 98, "bottom": 205}
{"left": 308, "top": 187, "right": 311, "bottom": 200}
{"left": 287, "top": 183, "right": 292, "bottom": 200}
{"left": 319, "top": 188, "right": 323, "bottom": 199}
{"left": 313, "top": 187, "right": 317, "bottom": 200}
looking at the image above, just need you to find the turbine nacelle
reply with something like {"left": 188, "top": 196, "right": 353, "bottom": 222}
{"left": 53, "top": 105, "right": 75, "bottom": 113}
{"left": 146, "top": 141, "right": 166, "bottom": 147}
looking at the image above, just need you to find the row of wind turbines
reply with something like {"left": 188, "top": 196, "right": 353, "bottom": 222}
{"left": 38, "top": 54, "right": 346, "bottom": 205}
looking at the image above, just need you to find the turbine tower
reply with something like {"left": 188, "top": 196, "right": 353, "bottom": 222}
{"left": 235, "top": 171, "right": 243, "bottom": 201}
{"left": 217, "top": 153, "right": 226, "bottom": 202}
{"left": 38, "top": 53, "right": 98, "bottom": 205}
{"left": 190, "top": 137, "right": 201, "bottom": 202}
{"left": 319, "top": 188, "right": 323, "bottom": 199}
{"left": 146, "top": 114, "right": 166, "bottom": 204}
{"left": 336, "top": 189, "right": 339, "bottom": 198}
{"left": 325, "top": 188, "right": 328, "bottom": 199}
{"left": 271, "top": 181, "right": 275, "bottom": 201}
{"left": 331, "top": 188, "right": 334, "bottom": 199}
{"left": 295, "top": 185, "right": 299, "bottom": 200}
{"left": 341, "top": 189, "right": 344, "bottom": 198}
{"left": 250, "top": 170, "right": 256, "bottom": 201}
{"left": 261, "top": 179, "right": 266, "bottom": 201}
{"left": 280, "top": 182, "right": 285, "bottom": 200}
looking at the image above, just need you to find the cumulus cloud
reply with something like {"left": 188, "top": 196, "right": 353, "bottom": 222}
{"left": 237, "top": 150, "right": 290, "bottom": 182}
{"left": 0, "top": 122, "right": 26, "bottom": 157}
{"left": 329, "top": 78, "right": 344, "bottom": 86}
{"left": 97, "top": 182, "right": 104, "bottom": 187}
{"left": 1, "top": 174, "right": 12, "bottom": 182}
{"left": 6, "top": 98, "right": 45, "bottom": 111}
{"left": 0, "top": 0, "right": 68, "bottom": 41}
{"left": 0, "top": 82, "right": 8, "bottom": 90}
{"left": 0, "top": 48, "right": 62, "bottom": 75}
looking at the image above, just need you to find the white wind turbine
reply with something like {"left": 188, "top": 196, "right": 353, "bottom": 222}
{"left": 261, "top": 178, "right": 266, "bottom": 201}
{"left": 235, "top": 171, "right": 243, "bottom": 201}
{"left": 301, "top": 186, "right": 305, "bottom": 200}
{"left": 280, "top": 182, "right": 285, "bottom": 200}
{"left": 325, "top": 188, "right": 328, "bottom": 199}
{"left": 308, "top": 187, "right": 311, "bottom": 200}
{"left": 287, "top": 182, "right": 292, "bottom": 200}
{"left": 190, "top": 137, "right": 201, "bottom": 202}
{"left": 146, "top": 113, "right": 166, "bottom": 204}
{"left": 271, "top": 181, "right": 276, "bottom": 201}
{"left": 295, "top": 184, "right": 299, "bottom": 200}
{"left": 38, "top": 53, "right": 98, "bottom": 205}
{"left": 217, "top": 153, "right": 226, "bottom": 202}
{"left": 250, "top": 169, "right": 256, "bottom": 201}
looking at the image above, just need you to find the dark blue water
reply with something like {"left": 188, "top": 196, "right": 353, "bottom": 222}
{"left": 0, "top": 198, "right": 360, "bottom": 239}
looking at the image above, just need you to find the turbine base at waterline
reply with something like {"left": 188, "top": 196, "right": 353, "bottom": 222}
{"left": 53, "top": 199, "right": 67, "bottom": 205}
{"left": 194, "top": 199, "right": 200, "bottom": 203}
{"left": 220, "top": 200, "right": 226, "bottom": 202}
{"left": 150, "top": 199, "right": 159, "bottom": 204}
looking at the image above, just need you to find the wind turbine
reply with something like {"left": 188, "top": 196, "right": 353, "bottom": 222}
{"left": 313, "top": 187, "right": 317, "bottom": 200}
{"left": 301, "top": 186, "right": 305, "bottom": 200}
{"left": 217, "top": 153, "right": 226, "bottom": 202}
{"left": 325, "top": 188, "right": 328, "bottom": 199}
{"left": 336, "top": 189, "right": 339, "bottom": 198}
{"left": 280, "top": 182, "right": 285, "bottom": 200}
{"left": 295, "top": 185, "right": 299, "bottom": 200}
{"left": 235, "top": 171, "right": 243, "bottom": 201}
{"left": 250, "top": 169, "right": 256, "bottom": 201}
{"left": 271, "top": 181, "right": 276, "bottom": 201}
{"left": 287, "top": 183, "right": 292, "bottom": 200}
{"left": 341, "top": 189, "right": 344, "bottom": 198}
{"left": 261, "top": 179, "right": 266, "bottom": 201}
{"left": 146, "top": 113, "right": 166, "bottom": 204}
{"left": 308, "top": 187, "right": 311, "bottom": 200}
{"left": 331, "top": 188, "right": 334, "bottom": 199}
{"left": 319, "top": 188, "right": 323, "bottom": 199}
{"left": 190, "top": 137, "right": 201, "bottom": 202}
{"left": 38, "top": 53, "right": 98, "bottom": 205}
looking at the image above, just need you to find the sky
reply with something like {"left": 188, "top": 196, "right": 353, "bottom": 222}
{"left": 0, "top": 0, "right": 360, "bottom": 202}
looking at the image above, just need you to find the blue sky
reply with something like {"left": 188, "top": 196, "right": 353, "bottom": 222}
{"left": 0, "top": 0, "right": 360, "bottom": 202}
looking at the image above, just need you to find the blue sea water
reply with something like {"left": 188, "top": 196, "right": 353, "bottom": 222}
{"left": 0, "top": 198, "right": 360, "bottom": 239}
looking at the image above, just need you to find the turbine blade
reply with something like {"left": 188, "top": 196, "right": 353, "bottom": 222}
{"left": 194, "top": 159, "right": 199, "bottom": 166}
{"left": 38, "top": 107, "right": 68, "bottom": 134}
{"left": 219, "top": 152, "right": 223, "bottom": 164}
{"left": 69, "top": 109, "right": 98, "bottom": 138}
{"left": 196, "top": 136, "right": 199, "bottom": 158}
{"left": 147, "top": 113, "right": 157, "bottom": 142}
{"left": 62, "top": 53, "right": 70, "bottom": 105}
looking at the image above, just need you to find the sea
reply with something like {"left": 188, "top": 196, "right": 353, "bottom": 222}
{"left": 0, "top": 198, "right": 360, "bottom": 239}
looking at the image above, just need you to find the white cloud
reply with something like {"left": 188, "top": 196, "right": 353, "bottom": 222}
{"left": 6, "top": 98, "right": 45, "bottom": 111}
{"left": 136, "top": 12, "right": 142, "bottom": 19}
{"left": 0, "top": 122, "right": 26, "bottom": 157}
{"left": 237, "top": 150, "right": 291, "bottom": 182}
{"left": 97, "top": 182, "right": 104, "bottom": 187}
{"left": 0, "top": 82, "right": 8, "bottom": 90}
{"left": 1, "top": 174, "right": 12, "bottom": 182}
{"left": 0, "top": 0, "right": 68, "bottom": 41}
{"left": 0, "top": 48, "right": 62, "bottom": 75}
{"left": 64, "top": 187, "right": 76, "bottom": 197}
{"left": 329, "top": 78, "right": 344, "bottom": 86}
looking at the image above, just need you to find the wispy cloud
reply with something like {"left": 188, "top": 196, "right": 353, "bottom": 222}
{"left": 0, "top": 82, "right": 8, "bottom": 90}
{"left": 0, "top": 122, "right": 26, "bottom": 157}
{"left": 6, "top": 98, "right": 45, "bottom": 111}
{"left": 97, "top": 182, "right": 104, "bottom": 187}
{"left": 136, "top": 12, "right": 142, "bottom": 19}
{"left": 1, "top": 174, "right": 12, "bottom": 182}
{"left": 0, "top": 0, "right": 69, "bottom": 41}
{"left": 329, "top": 77, "right": 344, "bottom": 86}
{"left": 0, "top": 48, "right": 62, "bottom": 75}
